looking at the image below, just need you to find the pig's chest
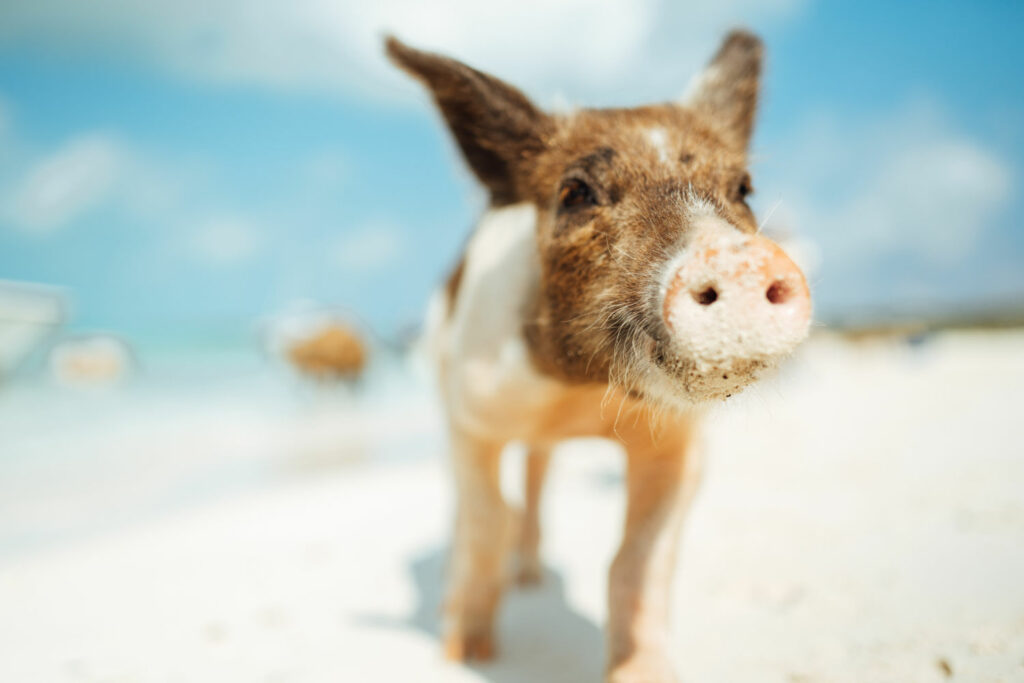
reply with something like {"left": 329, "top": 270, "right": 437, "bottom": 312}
{"left": 432, "top": 204, "right": 609, "bottom": 441}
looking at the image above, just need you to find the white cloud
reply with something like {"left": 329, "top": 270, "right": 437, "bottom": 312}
{"left": 189, "top": 215, "right": 264, "bottom": 265}
{"left": 758, "top": 100, "right": 1013, "bottom": 269}
{"left": 3, "top": 134, "right": 127, "bottom": 233}
{"left": 0, "top": 130, "right": 190, "bottom": 234}
{"left": 847, "top": 139, "right": 1010, "bottom": 262}
{"left": 332, "top": 222, "right": 404, "bottom": 272}
{"left": 0, "top": 0, "right": 804, "bottom": 104}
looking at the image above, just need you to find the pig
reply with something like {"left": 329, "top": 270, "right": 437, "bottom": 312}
{"left": 386, "top": 30, "right": 811, "bottom": 682}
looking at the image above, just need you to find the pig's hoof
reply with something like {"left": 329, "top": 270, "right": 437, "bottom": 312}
{"left": 442, "top": 625, "right": 496, "bottom": 662}
{"left": 608, "top": 653, "right": 678, "bottom": 683}
{"left": 442, "top": 589, "right": 499, "bottom": 662}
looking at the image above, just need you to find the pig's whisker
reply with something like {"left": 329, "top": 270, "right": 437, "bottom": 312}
{"left": 758, "top": 198, "right": 782, "bottom": 234}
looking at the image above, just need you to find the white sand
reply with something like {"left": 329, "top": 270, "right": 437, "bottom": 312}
{"left": 1, "top": 330, "right": 1023, "bottom": 682}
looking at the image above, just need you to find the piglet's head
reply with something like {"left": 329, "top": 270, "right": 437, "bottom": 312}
{"left": 388, "top": 32, "right": 811, "bottom": 407}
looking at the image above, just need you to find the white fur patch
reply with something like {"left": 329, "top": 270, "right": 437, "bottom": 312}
{"left": 684, "top": 188, "right": 718, "bottom": 219}
{"left": 646, "top": 127, "right": 671, "bottom": 164}
{"left": 656, "top": 191, "right": 722, "bottom": 301}
{"left": 417, "top": 287, "right": 449, "bottom": 376}
{"left": 433, "top": 203, "right": 563, "bottom": 437}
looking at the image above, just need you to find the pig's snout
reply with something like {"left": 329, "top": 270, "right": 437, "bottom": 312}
{"left": 660, "top": 222, "right": 810, "bottom": 397}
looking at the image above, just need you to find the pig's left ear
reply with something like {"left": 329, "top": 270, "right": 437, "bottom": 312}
{"left": 683, "top": 30, "right": 763, "bottom": 150}
{"left": 386, "top": 36, "right": 553, "bottom": 206}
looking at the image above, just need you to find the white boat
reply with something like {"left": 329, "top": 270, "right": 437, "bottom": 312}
{"left": 0, "top": 280, "right": 66, "bottom": 379}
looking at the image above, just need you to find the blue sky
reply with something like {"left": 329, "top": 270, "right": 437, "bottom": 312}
{"left": 0, "top": 0, "right": 1021, "bottom": 346}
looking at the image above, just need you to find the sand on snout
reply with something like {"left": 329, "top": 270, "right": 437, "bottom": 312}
{"left": 0, "top": 330, "right": 1023, "bottom": 682}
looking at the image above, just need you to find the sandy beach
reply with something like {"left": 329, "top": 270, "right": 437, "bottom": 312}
{"left": 1, "top": 330, "right": 1023, "bottom": 682}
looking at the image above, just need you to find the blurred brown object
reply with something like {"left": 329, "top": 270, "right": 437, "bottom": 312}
{"left": 287, "top": 323, "right": 367, "bottom": 381}
{"left": 50, "top": 335, "right": 132, "bottom": 387}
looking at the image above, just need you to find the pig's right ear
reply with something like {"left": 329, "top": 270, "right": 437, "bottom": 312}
{"left": 386, "top": 36, "right": 552, "bottom": 206}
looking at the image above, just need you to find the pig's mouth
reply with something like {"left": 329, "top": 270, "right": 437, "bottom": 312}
{"left": 651, "top": 342, "right": 775, "bottom": 403}
{"left": 618, "top": 327, "right": 774, "bottom": 406}
{"left": 603, "top": 317, "right": 779, "bottom": 409}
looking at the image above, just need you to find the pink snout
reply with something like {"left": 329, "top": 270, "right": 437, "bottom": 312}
{"left": 662, "top": 226, "right": 811, "bottom": 372}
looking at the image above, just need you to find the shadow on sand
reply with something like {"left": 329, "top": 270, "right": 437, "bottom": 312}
{"left": 359, "top": 546, "right": 604, "bottom": 682}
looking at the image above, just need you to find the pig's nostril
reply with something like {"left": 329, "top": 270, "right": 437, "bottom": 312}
{"left": 766, "top": 280, "right": 790, "bottom": 305}
{"left": 692, "top": 286, "right": 718, "bottom": 306}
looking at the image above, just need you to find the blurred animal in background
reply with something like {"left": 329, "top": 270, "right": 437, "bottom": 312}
{"left": 287, "top": 322, "right": 367, "bottom": 381}
{"left": 388, "top": 29, "right": 811, "bottom": 682}
{"left": 265, "top": 305, "right": 369, "bottom": 384}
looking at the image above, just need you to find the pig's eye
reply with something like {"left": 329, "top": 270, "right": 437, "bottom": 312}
{"left": 558, "top": 179, "right": 597, "bottom": 210}
{"left": 736, "top": 175, "right": 753, "bottom": 201}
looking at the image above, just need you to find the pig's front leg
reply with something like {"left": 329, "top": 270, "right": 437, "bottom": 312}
{"left": 443, "top": 427, "right": 510, "bottom": 662}
{"left": 606, "top": 419, "right": 701, "bottom": 683}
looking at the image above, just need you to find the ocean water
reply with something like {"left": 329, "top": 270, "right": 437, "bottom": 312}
{"left": 0, "top": 342, "right": 444, "bottom": 559}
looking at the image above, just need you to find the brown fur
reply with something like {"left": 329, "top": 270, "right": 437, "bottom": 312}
{"left": 443, "top": 254, "right": 466, "bottom": 312}
{"left": 387, "top": 30, "right": 785, "bottom": 682}
{"left": 386, "top": 37, "right": 554, "bottom": 206}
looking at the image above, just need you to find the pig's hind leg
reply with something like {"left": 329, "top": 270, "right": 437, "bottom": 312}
{"left": 443, "top": 426, "right": 511, "bottom": 662}
{"left": 515, "top": 444, "right": 553, "bottom": 586}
